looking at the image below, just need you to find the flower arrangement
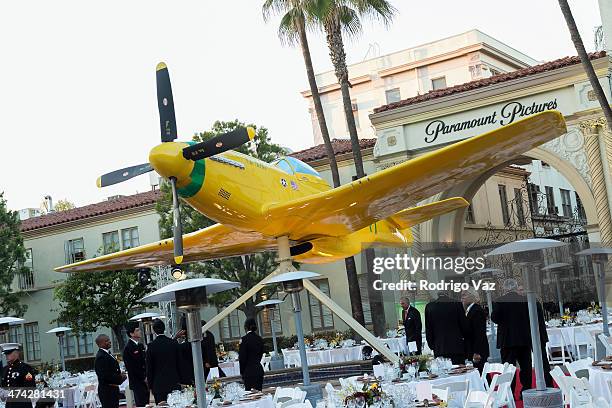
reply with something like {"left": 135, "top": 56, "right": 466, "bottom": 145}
{"left": 344, "top": 383, "right": 384, "bottom": 407}
{"left": 588, "top": 303, "right": 601, "bottom": 314}
{"left": 206, "top": 379, "right": 223, "bottom": 399}
{"left": 400, "top": 354, "right": 432, "bottom": 373}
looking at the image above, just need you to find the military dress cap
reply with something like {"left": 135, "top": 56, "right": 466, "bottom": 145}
{"left": 0, "top": 343, "right": 21, "bottom": 354}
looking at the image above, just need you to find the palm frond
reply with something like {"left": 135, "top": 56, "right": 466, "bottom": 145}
{"left": 262, "top": 0, "right": 291, "bottom": 22}
{"left": 277, "top": 8, "right": 304, "bottom": 46}
{"left": 336, "top": 5, "right": 362, "bottom": 37}
{"left": 350, "top": 0, "right": 396, "bottom": 25}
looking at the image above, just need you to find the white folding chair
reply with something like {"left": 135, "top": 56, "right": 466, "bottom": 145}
{"left": 463, "top": 390, "right": 491, "bottom": 408}
{"left": 550, "top": 365, "right": 570, "bottom": 405}
{"left": 481, "top": 362, "right": 508, "bottom": 391}
{"left": 574, "top": 327, "right": 595, "bottom": 359}
{"left": 564, "top": 357, "right": 594, "bottom": 379}
{"left": 547, "top": 328, "right": 573, "bottom": 363}
{"left": 598, "top": 333, "right": 612, "bottom": 356}
{"left": 434, "top": 380, "right": 470, "bottom": 407}
{"left": 274, "top": 387, "right": 298, "bottom": 406}
{"left": 488, "top": 372, "right": 515, "bottom": 408}
{"left": 431, "top": 387, "right": 449, "bottom": 403}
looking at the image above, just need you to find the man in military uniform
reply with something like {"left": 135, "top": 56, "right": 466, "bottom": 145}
{"left": 0, "top": 343, "right": 37, "bottom": 408}
{"left": 122, "top": 322, "right": 149, "bottom": 406}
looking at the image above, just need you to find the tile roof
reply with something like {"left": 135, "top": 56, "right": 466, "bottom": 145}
{"left": 20, "top": 190, "right": 161, "bottom": 232}
{"left": 290, "top": 138, "right": 377, "bottom": 163}
{"left": 373, "top": 51, "right": 607, "bottom": 114}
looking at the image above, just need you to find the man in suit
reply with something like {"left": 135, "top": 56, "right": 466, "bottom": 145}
{"left": 122, "top": 322, "right": 149, "bottom": 407}
{"left": 201, "top": 320, "right": 224, "bottom": 379}
{"left": 399, "top": 297, "right": 422, "bottom": 355}
{"left": 491, "top": 279, "right": 552, "bottom": 392}
{"left": 239, "top": 318, "right": 265, "bottom": 391}
{"left": 146, "top": 319, "right": 182, "bottom": 404}
{"left": 425, "top": 290, "right": 469, "bottom": 365}
{"left": 461, "top": 289, "right": 489, "bottom": 373}
{"left": 94, "top": 334, "right": 126, "bottom": 408}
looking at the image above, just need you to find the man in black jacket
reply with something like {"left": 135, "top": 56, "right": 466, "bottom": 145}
{"left": 239, "top": 318, "right": 265, "bottom": 391}
{"left": 94, "top": 335, "right": 126, "bottom": 408}
{"left": 122, "top": 322, "right": 149, "bottom": 407}
{"left": 146, "top": 319, "right": 182, "bottom": 404}
{"left": 400, "top": 297, "right": 422, "bottom": 355}
{"left": 491, "top": 278, "right": 552, "bottom": 392}
{"left": 425, "top": 291, "right": 468, "bottom": 365}
{"left": 461, "top": 289, "right": 489, "bottom": 373}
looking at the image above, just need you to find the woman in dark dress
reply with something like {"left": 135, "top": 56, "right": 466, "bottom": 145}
{"left": 238, "top": 318, "right": 265, "bottom": 390}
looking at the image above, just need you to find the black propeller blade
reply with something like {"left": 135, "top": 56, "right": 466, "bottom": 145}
{"left": 169, "top": 177, "right": 184, "bottom": 265}
{"left": 182, "top": 127, "right": 255, "bottom": 161}
{"left": 156, "top": 62, "right": 177, "bottom": 143}
{"left": 96, "top": 163, "right": 153, "bottom": 188}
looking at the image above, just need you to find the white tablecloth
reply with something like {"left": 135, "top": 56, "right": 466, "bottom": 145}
{"left": 220, "top": 361, "right": 241, "bottom": 377}
{"left": 282, "top": 346, "right": 365, "bottom": 367}
{"left": 546, "top": 322, "right": 611, "bottom": 349}
{"left": 378, "top": 337, "right": 407, "bottom": 354}
{"left": 588, "top": 367, "right": 612, "bottom": 401}
{"left": 219, "top": 395, "right": 274, "bottom": 408}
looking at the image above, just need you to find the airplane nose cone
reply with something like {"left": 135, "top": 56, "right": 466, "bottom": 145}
{"left": 149, "top": 142, "right": 194, "bottom": 182}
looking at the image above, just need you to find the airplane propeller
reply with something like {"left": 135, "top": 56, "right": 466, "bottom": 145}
{"left": 95, "top": 62, "right": 255, "bottom": 266}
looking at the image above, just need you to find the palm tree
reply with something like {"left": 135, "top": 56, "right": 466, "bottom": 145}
{"left": 262, "top": 0, "right": 366, "bottom": 325}
{"left": 312, "top": 0, "right": 396, "bottom": 336}
{"left": 263, "top": 0, "right": 341, "bottom": 188}
{"left": 558, "top": 0, "right": 612, "bottom": 128}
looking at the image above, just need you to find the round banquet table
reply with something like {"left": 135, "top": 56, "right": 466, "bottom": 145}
{"left": 219, "top": 361, "right": 241, "bottom": 377}
{"left": 282, "top": 345, "right": 365, "bottom": 367}
{"left": 546, "top": 322, "right": 612, "bottom": 349}
{"left": 588, "top": 366, "right": 612, "bottom": 401}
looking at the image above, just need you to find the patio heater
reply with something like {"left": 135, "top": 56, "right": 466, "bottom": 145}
{"left": 46, "top": 327, "right": 72, "bottom": 372}
{"left": 255, "top": 299, "right": 285, "bottom": 371}
{"left": 541, "top": 263, "right": 571, "bottom": 318}
{"left": 129, "top": 312, "right": 164, "bottom": 345}
{"left": 486, "top": 238, "right": 566, "bottom": 408}
{"left": 265, "top": 272, "right": 322, "bottom": 404}
{"left": 470, "top": 267, "right": 503, "bottom": 362}
{"left": 141, "top": 278, "right": 239, "bottom": 408}
{"left": 576, "top": 247, "right": 612, "bottom": 358}
{"left": 0, "top": 317, "right": 25, "bottom": 368}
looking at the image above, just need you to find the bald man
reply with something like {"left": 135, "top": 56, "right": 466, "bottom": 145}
{"left": 461, "top": 289, "right": 489, "bottom": 373}
{"left": 94, "top": 334, "right": 126, "bottom": 408}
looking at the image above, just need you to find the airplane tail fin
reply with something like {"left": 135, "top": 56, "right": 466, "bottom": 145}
{"left": 388, "top": 197, "right": 469, "bottom": 230}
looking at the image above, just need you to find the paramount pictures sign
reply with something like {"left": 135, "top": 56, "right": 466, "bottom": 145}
{"left": 424, "top": 98, "right": 558, "bottom": 143}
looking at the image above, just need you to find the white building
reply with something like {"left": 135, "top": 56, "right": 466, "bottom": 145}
{"left": 302, "top": 29, "right": 538, "bottom": 144}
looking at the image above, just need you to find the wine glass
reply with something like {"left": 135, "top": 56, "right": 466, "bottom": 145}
{"left": 347, "top": 398, "right": 356, "bottom": 408}
{"left": 355, "top": 396, "right": 366, "bottom": 408}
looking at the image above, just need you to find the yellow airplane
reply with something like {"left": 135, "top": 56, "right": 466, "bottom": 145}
{"left": 56, "top": 63, "right": 567, "bottom": 273}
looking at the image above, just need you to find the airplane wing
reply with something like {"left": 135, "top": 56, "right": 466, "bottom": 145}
{"left": 264, "top": 111, "right": 566, "bottom": 240}
{"left": 55, "top": 224, "right": 277, "bottom": 272}
{"left": 389, "top": 197, "right": 469, "bottom": 229}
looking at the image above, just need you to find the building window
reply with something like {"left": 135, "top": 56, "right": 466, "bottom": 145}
{"left": 545, "top": 186, "right": 557, "bottom": 215}
{"left": 431, "top": 76, "right": 447, "bottom": 90}
{"left": 575, "top": 193, "right": 587, "bottom": 222}
{"left": 8, "top": 325, "right": 23, "bottom": 345}
{"left": 358, "top": 275, "right": 373, "bottom": 325}
{"left": 308, "top": 279, "right": 334, "bottom": 331}
{"left": 465, "top": 204, "right": 475, "bottom": 224}
{"left": 345, "top": 99, "right": 360, "bottom": 131}
{"left": 220, "top": 309, "right": 242, "bottom": 340}
{"left": 121, "top": 227, "right": 140, "bottom": 250}
{"left": 63, "top": 332, "right": 77, "bottom": 358}
{"left": 259, "top": 304, "right": 282, "bottom": 337}
{"left": 560, "top": 189, "right": 572, "bottom": 217}
{"left": 77, "top": 333, "right": 94, "bottom": 355}
{"left": 18, "top": 248, "right": 34, "bottom": 290}
{"left": 65, "top": 238, "right": 85, "bottom": 263}
{"left": 385, "top": 88, "right": 401, "bottom": 104}
{"left": 514, "top": 188, "right": 526, "bottom": 226}
{"left": 24, "top": 323, "right": 40, "bottom": 361}
{"left": 102, "top": 231, "right": 120, "bottom": 254}
{"left": 528, "top": 183, "right": 541, "bottom": 215}
{"left": 498, "top": 185, "right": 510, "bottom": 225}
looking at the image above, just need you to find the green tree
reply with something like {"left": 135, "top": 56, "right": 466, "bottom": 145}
{"left": 54, "top": 199, "right": 76, "bottom": 212}
{"left": 0, "top": 192, "right": 28, "bottom": 316}
{"left": 262, "top": 0, "right": 367, "bottom": 326}
{"left": 54, "top": 270, "right": 154, "bottom": 350}
{"left": 312, "top": 0, "right": 396, "bottom": 335}
{"left": 156, "top": 120, "right": 287, "bottom": 321}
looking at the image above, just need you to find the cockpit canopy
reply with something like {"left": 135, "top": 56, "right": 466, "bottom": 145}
{"left": 273, "top": 157, "right": 321, "bottom": 177}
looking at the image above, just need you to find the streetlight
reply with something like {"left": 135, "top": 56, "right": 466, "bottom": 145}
{"left": 576, "top": 247, "right": 612, "bottom": 358}
{"left": 486, "top": 238, "right": 566, "bottom": 408}
{"left": 129, "top": 312, "right": 165, "bottom": 345}
{"left": 141, "top": 278, "right": 239, "bottom": 408}
{"left": 46, "top": 327, "right": 72, "bottom": 372}
{"left": 470, "top": 267, "right": 503, "bottom": 362}
{"left": 255, "top": 299, "right": 284, "bottom": 371}
{"left": 265, "top": 272, "right": 322, "bottom": 404}
{"left": 541, "top": 263, "right": 571, "bottom": 318}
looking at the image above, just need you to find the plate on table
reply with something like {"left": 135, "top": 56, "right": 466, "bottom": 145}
{"left": 414, "top": 400, "right": 440, "bottom": 407}
{"left": 449, "top": 368, "right": 469, "bottom": 375}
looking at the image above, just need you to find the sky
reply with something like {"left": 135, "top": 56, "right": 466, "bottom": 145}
{"left": 0, "top": 0, "right": 604, "bottom": 210}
